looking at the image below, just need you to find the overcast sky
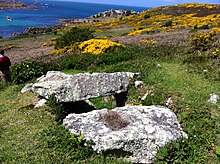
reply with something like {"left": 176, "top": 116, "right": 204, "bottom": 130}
{"left": 64, "top": 0, "right": 220, "bottom": 7}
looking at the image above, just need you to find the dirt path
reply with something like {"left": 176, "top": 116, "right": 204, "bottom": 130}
{"left": 1, "top": 35, "right": 54, "bottom": 65}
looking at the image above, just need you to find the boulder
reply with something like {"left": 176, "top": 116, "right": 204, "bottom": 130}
{"left": 34, "top": 99, "right": 47, "bottom": 108}
{"left": 20, "top": 83, "right": 33, "bottom": 93}
{"left": 63, "top": 105, "right": 187, "bottom": 163}
{"left": 208, "top": 93, "right": 219, "bottom": 104}
{"left": 32, "top": 71, "right": 139, "bottom": 106}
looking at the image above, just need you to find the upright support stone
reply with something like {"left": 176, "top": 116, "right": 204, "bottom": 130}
{"left": 114, "top": 91, "right": 128, "bottom": 107}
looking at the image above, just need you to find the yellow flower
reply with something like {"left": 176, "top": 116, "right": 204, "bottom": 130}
{"left": 78, "top": 39, "right": 125, "bottom": 55}
{"left": 50, "top": 37, "right": 57, "bottom": 41}
{"left": 140, "top": 39, "right": 157, "bottom": 45}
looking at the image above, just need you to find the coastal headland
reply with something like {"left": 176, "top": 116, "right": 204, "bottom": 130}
{"left": 0, "top": 0, "right": 37, "bottom": 10}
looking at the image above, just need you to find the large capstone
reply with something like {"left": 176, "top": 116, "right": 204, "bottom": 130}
{"left": 32, "top": 71, "right": 139, "bottom": 103}
{"left": 63, "top": 105, "right": 187, "bottom": 163}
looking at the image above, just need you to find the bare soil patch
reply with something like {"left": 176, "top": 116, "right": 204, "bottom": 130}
{"left": 1, "top": 35, "right": 54, "bottom": 65}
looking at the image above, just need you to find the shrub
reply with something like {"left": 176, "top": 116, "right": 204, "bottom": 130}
{"left": 11, "top": 60, "right": 47, "bottom": 84}
{"left": 46, "top": 94, "right": 66, "bottom": 124}
{"left": 0, "top": 81, "right": 11, "bottom": 91}
{"left": 125, "top": 10, "right": 132, "bottom": 16}
{"left": 48, "top": 46, "right": 137, "bottom": 71}
{"left": 189, "top": 31, "right": 214, "bottom": 51}
{"left": 155, "top": 137, "right": 189, "bottom": 163}
{"left": 143, "top": 14, "right": 151, "bottom": 19}
{"left": 48, "top": 45, "right": 149, "bottom": 74}
{"left": 198, "top": 24, "right": 209, "bottom": 29}
{"left": 189, "top": 28, "right": 220, "bottom": 52}
{"left": 162, "top": 20, "right": 172, "bottom": 27}
{"left": 51, "top": 39, "right": 125, "bottom": 55}
{"left": 54, "top": 27, "right": 94, "bottom": 49}
{"left": 211, "top": 48, "right": 220, "bottom": 60}
{"left": 78, "top": 39, "right": 125, "bottom": 55}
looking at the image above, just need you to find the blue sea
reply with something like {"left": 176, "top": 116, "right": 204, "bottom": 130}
{"left": 0, "top": 0, "right": 149, "bottom": 37}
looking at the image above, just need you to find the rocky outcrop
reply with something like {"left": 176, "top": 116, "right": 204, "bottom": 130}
{"left": 23, "top": 25, "right": 63, "bottom": 36}
{"left": 89, "top": 9, "right": 139, "bottom": 19}
{"left": 63, "top": 105, "right": 187, "bottom": 163}
{"left": 59, "top": 9, "right": 139, "bottom": 26}
{"left": 32, "top": 71, "right": 139, "bottom": 106}
{"left": 0, "top": 1, "right": 37, "bottom": 10}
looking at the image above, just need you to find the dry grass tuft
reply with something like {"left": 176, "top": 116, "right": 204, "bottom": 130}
{"left": 101, "top": 110, "right": 130, "bottom": 131}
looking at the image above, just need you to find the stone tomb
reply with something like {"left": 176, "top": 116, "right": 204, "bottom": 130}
{"left": 32, "top": 71, "right": 139, "bottom": 107}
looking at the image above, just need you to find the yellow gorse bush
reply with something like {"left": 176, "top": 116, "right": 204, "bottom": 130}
{"left": 3, "top": 45, "right": 14, "bottom": 50}
{"left": 42, "top": 42, "right": 54, "bottom": 47}
{"left": 78, "top": 39, "right": 125, "bottom": 55}
{"left": 189, "top": 28, "right": 220, "bottom": 51}
{"left": 127, "top": 13, "right": 220, "bottom": 36}
{"left": 49, "top": 39, "right": 125, "bottom": 55}
{"left": 80, "top": 3, "right": 220, "bottom": 37}
{"left": 50, "top": 37, "right": 58, "bottom": 41}
{"left": 211, "top": 49, "right": 219, "bottom": 59}
{"left": 178, "top": 3, "right": 217, "bottom": 9}
{"left": 49, "top": 46, "right": 76, "bottom": 55}
{"left": 210, "top": 27, "right": 220, "bottom": 35}
{"left": 140, "top": 39, "right": 157, "bottom": 45}
{"left": 128, "top": 27, "right": 156, "bottom": 36}
{"left": 71, "top": 3, "right": 220, "bottom": 37}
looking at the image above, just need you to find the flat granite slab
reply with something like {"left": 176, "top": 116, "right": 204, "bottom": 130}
{"left": 32, "top": 71, "right": 139, "bottom": 103}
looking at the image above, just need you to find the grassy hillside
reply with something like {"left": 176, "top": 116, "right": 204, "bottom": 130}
{"left": 0, "top": 3, "right": 220, "bottom": 163}
{"left": 73, "top": 3, "right": 220, "bottom": 36}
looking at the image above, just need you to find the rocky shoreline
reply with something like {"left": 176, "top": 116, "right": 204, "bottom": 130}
{"left": 1, "top": 4, "right": 138, "bottom": 37}
{"left": 19, "top": 9, "right": 138, "bottom": 36}
{"left": 0, "top": 0, "right": 37, "bottom": 10}
{"left": 59, "top": 9, "right": 139, "bottom": 26}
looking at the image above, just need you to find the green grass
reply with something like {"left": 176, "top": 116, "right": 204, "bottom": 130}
{"left": 0, "top": 30, "right": 220, "bottom": 163}
{"left": 88, "top": 46, "right": 220, "bottom": 162}
{"left": 0, "top": 84, "right": 129, "bottom": 163}
{"left": 0, "top": 33, "right": 55, "bottom": 45}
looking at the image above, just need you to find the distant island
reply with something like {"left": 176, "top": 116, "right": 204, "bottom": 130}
{"left": 0, "top": 0, "right": 37, "bottom": 10}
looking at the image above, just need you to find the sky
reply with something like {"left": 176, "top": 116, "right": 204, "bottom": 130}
{"left": 65, "top": 0, "right": 220, "bottom": 7}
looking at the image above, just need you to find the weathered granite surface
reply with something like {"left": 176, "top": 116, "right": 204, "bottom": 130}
{"left": 63, "top": 105, "right": 188, "bottom": 163}
{"left": 32, "top": 71, "right": 139, "bottom": 103}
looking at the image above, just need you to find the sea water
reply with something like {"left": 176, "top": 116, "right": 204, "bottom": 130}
{"left": 0, "top": 0, "right": 149, "bottom": 37}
